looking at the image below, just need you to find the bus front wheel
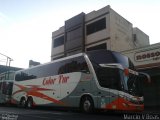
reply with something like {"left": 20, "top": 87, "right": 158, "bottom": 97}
{"left": 80, "top": 96, "right": 94, "bottom": 113}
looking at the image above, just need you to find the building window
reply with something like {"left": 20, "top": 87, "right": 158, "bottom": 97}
{"left": 86, "top": 18, "right": 106, "bottom": 35}
{"left": 133, "top": 34, "right": 137, "bottom": 42}
{"left": 86, "top": 43, "right": 107, "bottom": 51}
{"left": 53, "top": 36, "right": 64, "bottom": 48}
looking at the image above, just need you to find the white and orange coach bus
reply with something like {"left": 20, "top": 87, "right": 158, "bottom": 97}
{"left": 11, "top": 50, "right": 149, "bottom": 112}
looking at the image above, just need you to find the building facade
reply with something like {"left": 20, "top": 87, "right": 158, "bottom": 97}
{"left": 51, "top": 5, "right": 149, "bottom": 60}
{"left": 122, "top": 43, "right": 160, "bottom": 109}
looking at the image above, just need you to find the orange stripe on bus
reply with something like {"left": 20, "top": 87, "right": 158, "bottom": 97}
{"left": 106, "top": 97, "right": 144, "bottom": 111}
{"left": 13, "top": 84, "right": 65, "bottom": 106}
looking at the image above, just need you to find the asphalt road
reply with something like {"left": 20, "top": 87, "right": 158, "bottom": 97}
{"left": 0, "top": 106, "right": 160, "bottom": 120}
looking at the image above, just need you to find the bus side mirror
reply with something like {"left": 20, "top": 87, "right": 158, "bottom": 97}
{"left": 139, "top": 72, "right": 151, "bottom": 83}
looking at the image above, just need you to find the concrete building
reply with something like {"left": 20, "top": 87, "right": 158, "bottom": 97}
{"left": 133, "top": 27, "right": 150, "bottom": 48}
{"left": 51, "top": 5, "right": 149, "bottom": 60}
{"left": 29, "top": 60, "right": 40, "bottom": 68}
{"left": 122, "top": 43, "right": 160, "bottom": 69}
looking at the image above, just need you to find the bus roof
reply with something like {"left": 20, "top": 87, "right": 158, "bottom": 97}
{"left": 16, "top": 50, "right": 128, "bottom": 73}
{"left": 16, "top": 52, "right": 84, "bottom": 73}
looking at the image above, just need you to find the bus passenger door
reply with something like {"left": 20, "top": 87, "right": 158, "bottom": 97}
{"left": 97, "top": 83, "right": 119, "bottom": 110}
{"left": 96, "top": 88, "right": 111, "bottom": 110}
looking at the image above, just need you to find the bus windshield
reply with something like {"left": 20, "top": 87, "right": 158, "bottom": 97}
{"left": 87, "top": 50, "right": 142, "bottom": 96}
{"left": 86, "top": 50, "right": 134, "bottom": 69}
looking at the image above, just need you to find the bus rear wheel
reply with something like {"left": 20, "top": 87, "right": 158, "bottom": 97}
{"left": 26, "top": 97, "right": 33, "bottom": 108}
{"left": 19, "top": 97, "right": 26, "bottom": 108}
{"left": 80, "top": 96, "right": 94, "bottom": 113}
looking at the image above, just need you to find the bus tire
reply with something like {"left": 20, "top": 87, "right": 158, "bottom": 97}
{"left": 19, "top": 97, "right": 26, "bottom": 108}
{"left": 26, "top": 97, "right": 33, "bottom": 108}
{"left": 80, "top": 96, "right": 94, "bottom": 113}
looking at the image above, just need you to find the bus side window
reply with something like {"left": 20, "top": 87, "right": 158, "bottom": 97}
{"left": 76, "top": 57, "right": 90, "bottom": 73}
{"left": 15, "top": 72, "right": 21, "bottom": 81}
{"left": 80, "top": 62, "right": 90, "bottom": 73}
{"left": 15, "top": 56, "right": 90, "bottom": 81}
{"left": 58, "top": 56, "right": 90, "bottom": 74}
{"left": 97, "top": 68, "right": 121, "bottom": 90}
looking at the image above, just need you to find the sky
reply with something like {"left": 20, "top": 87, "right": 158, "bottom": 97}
{"left": 0, "top": 0, "right": 160, "bottom": 68}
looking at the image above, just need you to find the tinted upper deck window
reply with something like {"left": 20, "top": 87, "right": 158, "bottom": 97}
{"left": 15, "top": 56, "right": 89, "bottom": 81}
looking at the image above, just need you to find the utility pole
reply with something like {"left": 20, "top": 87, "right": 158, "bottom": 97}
{"left": 0, "top": 52, "right": 13, "bottom": 79}
{"left": 0, "top": 53, "right": 13, "bottom": 67}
